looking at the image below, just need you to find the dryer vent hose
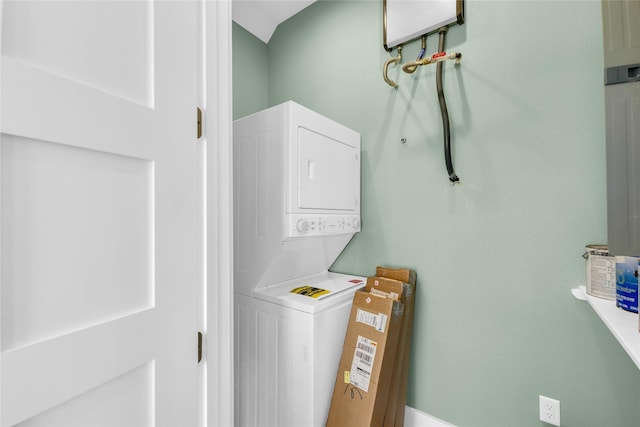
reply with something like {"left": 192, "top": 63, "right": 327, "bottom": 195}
{"left": 436, "top": 27, "right": 459, "bottom": 183}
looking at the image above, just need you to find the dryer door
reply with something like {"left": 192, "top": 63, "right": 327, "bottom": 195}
{"left": 297, "top": 127, "right": 358, "bottom": 211}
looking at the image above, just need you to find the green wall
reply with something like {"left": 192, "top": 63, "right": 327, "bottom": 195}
{"left": 232, "top": 21, "right": 269, "bottom": 119}
{"left": 233, "top": 1, "right": 640, "bottom": 426}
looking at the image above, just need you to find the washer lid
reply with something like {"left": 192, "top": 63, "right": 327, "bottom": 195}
{"left": 253, "top": 272, "right": 365, "bottom": 314}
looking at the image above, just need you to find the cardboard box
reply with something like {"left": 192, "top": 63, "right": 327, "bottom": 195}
{"left": 376, "top": 266, "right": 417, "bottom": 286}
{"left": 366, "top": 276, "right": 404, "bottom": 301}
{"left": 366, "top": 275, "right": 416, "bottom": 427}
{"left": 326, "top": 290, "right": 404, "bottom": 427}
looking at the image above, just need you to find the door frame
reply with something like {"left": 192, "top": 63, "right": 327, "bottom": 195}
{"left": 205, "top": 1, "right": 234, "bottom": 426}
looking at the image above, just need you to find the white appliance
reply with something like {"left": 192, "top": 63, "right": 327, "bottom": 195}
{"left": 605, "top": 63, "right": 640, "bottom": 256}
{"left": 233, "top": 101, "right": 364, "bottom": 427}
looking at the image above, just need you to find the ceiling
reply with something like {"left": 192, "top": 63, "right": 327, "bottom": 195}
{"left": 232, "top": 0, "right": 317, "bottom": 43}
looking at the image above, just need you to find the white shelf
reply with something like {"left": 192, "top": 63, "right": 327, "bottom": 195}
{"left": 572, "top": 286, "right": 640, "bottom": 369}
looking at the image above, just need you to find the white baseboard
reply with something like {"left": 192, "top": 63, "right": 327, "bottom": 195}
{"left": 404, "top": 406, "right": 456, "bottom": 427}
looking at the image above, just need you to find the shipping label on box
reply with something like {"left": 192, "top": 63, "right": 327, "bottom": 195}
{"left": 349, "top": 335, "right": 378, "bottom": 392}
{"left": 356, "top": 307, "right": 388, "bottom": 333}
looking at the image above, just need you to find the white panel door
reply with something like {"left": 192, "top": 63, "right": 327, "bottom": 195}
{"left": 0, "top": 1, "right": 202, "bottom": 425}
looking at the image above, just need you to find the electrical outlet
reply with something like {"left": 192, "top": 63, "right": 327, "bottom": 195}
{"left": 539, "top": 395, "right": 561, "bottom": 426}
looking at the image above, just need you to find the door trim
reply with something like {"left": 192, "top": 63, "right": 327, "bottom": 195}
{"left": 205, "top": 1, "right": 234, "bottom": 426}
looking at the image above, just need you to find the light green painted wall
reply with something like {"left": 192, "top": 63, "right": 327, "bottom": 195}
{"left": 233, "top": 1, "right": 640, "bottom": 426}
{"left": 232, "top": 22, "right": 269, "bottom": 119}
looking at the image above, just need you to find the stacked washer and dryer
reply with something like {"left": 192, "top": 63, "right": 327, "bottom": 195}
{"left": 233, "top": 101, "right": 364, "bottom": 427}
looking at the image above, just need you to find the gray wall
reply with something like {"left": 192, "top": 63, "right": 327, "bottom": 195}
{"left": 233, "top": 1, "right": 640, "bottom": 425}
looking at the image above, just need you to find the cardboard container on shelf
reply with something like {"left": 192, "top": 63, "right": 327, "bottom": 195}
{"left": 366, "top": 273, "right": 416, "bottom": 427}
{"left": 326, "top": 290, "right": 404, "bottom": 427}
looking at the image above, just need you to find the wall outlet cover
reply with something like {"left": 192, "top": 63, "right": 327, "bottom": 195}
{"left": 539, "top": 395, "right": 561, "bottom": 426}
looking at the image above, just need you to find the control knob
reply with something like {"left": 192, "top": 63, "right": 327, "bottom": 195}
{"left": 296, "top": 219, "right": 311, "bottom": 233}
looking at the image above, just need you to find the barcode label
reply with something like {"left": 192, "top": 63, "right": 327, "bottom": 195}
{"left": 355, "top": 350, "right": 372, "bottom": 366}
{"left": 349, "top": 336, "right": 377, "bottom": 393}
{"left": 356, "top": 308, "right": 388, "bottom": 332}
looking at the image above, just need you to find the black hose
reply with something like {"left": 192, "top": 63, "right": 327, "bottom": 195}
{"left": 436, "top": 27, "right": 459, "bottom": 183}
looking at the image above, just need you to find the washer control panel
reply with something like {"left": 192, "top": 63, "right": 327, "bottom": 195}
{"left": 286, "top": 214, "right": 361, "bottom": 238}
